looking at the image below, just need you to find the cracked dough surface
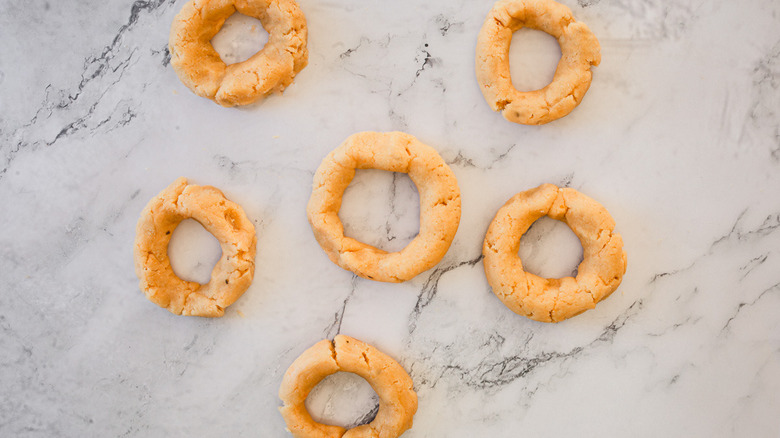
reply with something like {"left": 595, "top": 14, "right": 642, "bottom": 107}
{"left": 307, "top": 131, "right": 461, "bottom": 283}
{"left": 169, "top": 0, "right": 308, "bottom": 107}
{"left": 483, "top": 184, "right": 626, "bottom": 322}
{"left": 279, "top": 335, "right": 418, "bottom": 438}
{"left": 476, "top": 0, "right": 600, "bottom": 125}
{"left": 133, "top": 177, "right": 256, "bottom": 317}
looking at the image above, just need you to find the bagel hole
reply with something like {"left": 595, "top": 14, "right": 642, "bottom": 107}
{"left": 211, "top": 13, "right": 268, "bottom": 64}
{"left": 305, "top": 372, "right": 380, "bottom": 429}
{"left": 340, "top": 170, "right": 420, "bottom": 253}
{"left": 509, "top": 28, "right": 562, "bottom": 91}
{"left": 518, "top": 217, "right": 583, "bottom": 278}
{"left": 168, "top": 219, "right": 222, "bottom": 285}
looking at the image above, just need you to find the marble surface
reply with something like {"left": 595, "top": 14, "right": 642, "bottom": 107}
{"left": 1, "top": 0, "right": 779, "bottom": 436}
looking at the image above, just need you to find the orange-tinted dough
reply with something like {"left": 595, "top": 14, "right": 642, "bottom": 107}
{"left": 279, "top": 335, "right": 418, "bottom": 438}
{"left": 133, "top": 177, "right": 256, "bottom": 317}
{"left": 483, "top": 184, "right": 626, "bottom": 322}
{"left": 307, "top": 132, "right": 461, "bottom": 283}
{"left": 169, "top": 0, "right": 308, "bottom": 107}
{"left": 476, "top": 0, "right": 600, "bottom": 124}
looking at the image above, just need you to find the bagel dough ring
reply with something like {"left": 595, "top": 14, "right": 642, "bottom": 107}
{"left": 169, "top": 0, "right": 308, "bottom": 107}
{"left": 279, "top": 335, "right": 418, "bottom": 438}
{"left": 306, "top": 132, "right": 461, "bottom": 283}
{"left": 483, "top": 184, "right": 626, "bottom": 322}
{"left": 476, "top": 0, "right": 601, "bottom": 125}
{"left": 133, "top": 177, "right": 257, "bottom": 317}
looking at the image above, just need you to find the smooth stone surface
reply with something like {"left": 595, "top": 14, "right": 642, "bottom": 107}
{"left": 1, "top": 0, "right": 779, "bottom": 436}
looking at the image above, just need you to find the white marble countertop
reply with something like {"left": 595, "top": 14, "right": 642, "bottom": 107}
{"left": 2, "top": 0, "right": 779, "bottom": 436}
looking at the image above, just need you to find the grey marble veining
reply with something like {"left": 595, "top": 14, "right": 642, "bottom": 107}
{"left": 1, "top": 0, "right": 779, "bottom": 436}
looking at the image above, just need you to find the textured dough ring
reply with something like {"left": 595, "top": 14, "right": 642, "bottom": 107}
{"left": 133, "top": 177, "right": 257, "bottom": 317}
{"left": 307, "top": 132, "right": 461, "bottom": 283}
{"left": 279, "top": 335, "right": 418, "bottom": 438}
{"left": 483, "top": 184, "right": 626, "bottom": 322}
{"left": 476, "top": 0, "right": 600, "bottom": 125}
{"left": 169, "top": 0, "right": 308, "bottom": 107}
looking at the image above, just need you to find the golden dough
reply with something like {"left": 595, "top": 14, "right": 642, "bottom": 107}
{"left": 483, "top": 184, "right": 626, "bottom": 322}
{"left": 476, "top": 0, "right": 600, "bottom": 124}
{"left": 133, "top": 177, "right": 257, "bottom": 317}
{"left": 279, "top": 335, "right": 418, "bottom": 438}
{"left": 307, "top": 132, "right": 461, "bottom": 283}
{"left": 169, "top": 0, "right": 308, "bottom": 107}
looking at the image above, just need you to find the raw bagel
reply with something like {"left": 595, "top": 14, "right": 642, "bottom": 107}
{"left": 133, "top": 177, "right": 256, "bottom": 317}
{"left": 169, "top": 0, "right": 308, "bottom": 107}
{"left": 307, "top": 132, "right": 461, "bottom": 283}
{"left": 279, "top": 335, "right": 418, "bottom": 438}
{"left": 483, "top": 184, "right": 626, "bottom": 322}
{"left": 476, "top": 0, "right": 600, "bottom": 124}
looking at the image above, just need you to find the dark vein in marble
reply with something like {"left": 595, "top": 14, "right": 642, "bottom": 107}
{"left": 436, "top": 299, "right": 645, "bottom": 390}
{"left": 62, "top": 0, "right": 174, "bottom": 111}
{"left": 408, "top": 254, "right": 484, "bottom": 332}
{"left": 48, "top": 52, "right": 139, "bottom": 148}
{"left": 152, "top": 45, "right": 171, "bottom": 67}
{"left": 385, "top": 173, "right": 399, "bottom": 243}
{"left": 414, "top": 50, "right": 435, "bottom": 78}
{"left": 651, "top": 206, "right": 779, "bottom": 285}
{"left": 648, "top": 260, "right": 696, "bottom": 284}
{"left": 339, "top": 37, "right": 368, "bottom": 59}
{"left": 711, "top": 210, "right": 780, "bottom": 251}
{"left": 391, "top": 44, "right": 440, "bottom": 98}
{"left": 214, "top": 154, "right": 258, "bottom": 177}
{"left": 647, "top": 314, "right": 701, "bottom": 337}
{"left": 447, "top": 152, "right": 477, "bottom": 168}
{"left": 1, "top": 0, "right": 175, "bottom": 179}
{"left": 447, "top": 143, "right": 518, "bottom": 170}
{"left": 434, "top": 14, "right": 464, "bottom": 37}
{"left": 720, "top": 281, "right": 780, "bottom": 333}
{"left": 748, "top": 39, "right": 780, "bottom": 162}
{"left": 739, "top": 253, "right": 769, "bottom": 280}
{"left": 324, "top": 275, "right": 359, "bottom": 339}
{"left": 347, "top": 403, "right": 379, "bottom": 429}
